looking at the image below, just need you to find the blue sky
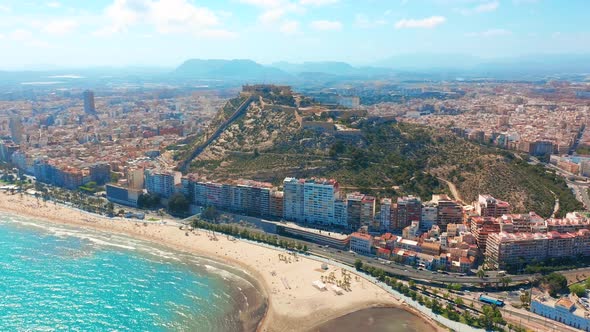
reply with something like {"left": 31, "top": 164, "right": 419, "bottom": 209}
{"left": 0, "top": 0, "right": 588, "bottom": 69}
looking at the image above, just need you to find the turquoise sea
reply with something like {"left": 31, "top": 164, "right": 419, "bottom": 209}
{"left": 0, "top": 213, "right": 265, "bottom": 332}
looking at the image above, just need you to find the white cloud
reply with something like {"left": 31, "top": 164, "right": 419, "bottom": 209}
{"left": 395, "top": 16, "right": 446, "bottom": 29}
{"left": 238, "top": 0, "right": 285, "bottom": 8}
{"left": 96, "top": 0, "right": 232, "bottom": 37}
{"left": 0, "top": 5, "right": 10, "bottom": 12}
{"left": 199, "top": 29, "right": 238, "bottom": 39}
{"left": 465, "top": 29, "right": 511, "bottom": 37}
{"left": 150, "top": 0, "right": 218, "bottom": 34}
{"left": 25, "top": 39, "right": 52, "bottom": 48}
{"left": 280, "top": 20, "right": 300, "bottom": 34}
{"left": 310, "top": 20, "right": 342, "bottom": 31}
{"left": 259, "top": 8, "right": 288, "bottom": 23}
{"left": 239, "top": 0, "right": 312, "bottom": 25}
{"left": 43, "top": 20, "right": 78, "bottom": 35}
{"left": 47, "top": 2, "right": 61, "bottom": 8}
{"left": 259, "top": 2, "right": 302, "bottom": 24}
{"left": 474, "top": 1, "right": 499, "bottom": 12}
{"left": 299, "top": 0, "right": 338, "bottom": 6}
{"left": 458, "top": 1, "right": 499, "bottom": 15}
{"left": 355, "top": 14, "right": 387, "bottom": 29}
{"left": 98, "top": 0, "right": 146, "bottom": 34}
{"left": 8, "top": 29, "right": 33, "bottom": 41}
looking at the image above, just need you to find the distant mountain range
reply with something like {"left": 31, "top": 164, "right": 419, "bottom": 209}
{"left": 173, "top": 59, "right": 291, "bottom": 81}
{"left": 172, "top": 55, "right": 590, "bottom": 82}
{"left": 172, "top": 59, "right": 395, "bottom": 81}
{"left": 2, "top": 54, "right": 590, "bottom": 87}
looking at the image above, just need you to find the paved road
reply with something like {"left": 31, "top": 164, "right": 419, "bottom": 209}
{"left": 529, "top": 157, "right": 590, "bottom": 210}
{"left": 570, "top": 183, "right": 589, "bottom": 209}
{"left": 580, "top": 185, "right": 590, "bottom": 209}
{"left": 307, "top": 245, "right": 536, "bottom": 285}
{"left": 437, "top": 177, "right": 465, "bottom": 204}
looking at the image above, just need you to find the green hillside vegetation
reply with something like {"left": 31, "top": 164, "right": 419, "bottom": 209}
{"left": 427, "top": 134, "right": 583, "bottom": 217}
{"left": 185, "top": 92, "right": 582, "bottom": 217}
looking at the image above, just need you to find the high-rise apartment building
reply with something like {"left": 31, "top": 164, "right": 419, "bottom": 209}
{"left": 476, "top": 194, "right": 510, "bottom": 218}
{"left": 0, "top": 139, "right": 19, "bottom": 162}
{"left": 433, "top": 195, "right": 463, "bottom": 232}
{"left": 379, "top": 198, "right": 393, "bottom": 231}
{"left": 283, "top": 177, "right": 304, "bottom": 222}
{"left": 346, "top": 192, "right": 364, "bottom": 231}
{"left": 302, "top": 178, "right": 339, "bottom": 225}
{"left": 485, "top": 230, "right": 590, "bottom": 269}
{"left": 395, "top": 195, "right": 422, "bottom": 230}
{"left": 9, "top": 116, "right": 23, "bottom": 144}
{"left": 144, "top": 169, "right": 181, "bottom": 198}
{"left": 270, "top": 190, "right": 284, "bottom": 219}
{"left": 421, "top": 203, "right": 438, "bottom": 232}
{"left": 126, "top": 168, "right": 145, "bottom": 190}
{"left": 283, "top": 177, "right": 339, "bottom": 225}
{"left": 361, "top": 195, "right": 376, "bottom": 229}
{"left": 334, "top": 199, "right": 347, "bottom": 227}
{"left": 83, "top": 90, "right": 96, "bottom": 115}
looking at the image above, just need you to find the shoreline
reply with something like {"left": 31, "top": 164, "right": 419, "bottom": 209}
{"left": 0, "top": 191, "right": 444, "bottom": 332}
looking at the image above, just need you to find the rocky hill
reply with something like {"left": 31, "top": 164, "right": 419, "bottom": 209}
{"left": 182, "top": 87, "right": 582, "bottom": 217}
{"left": 196, "top": 97, "right": 301, "bottom": 160}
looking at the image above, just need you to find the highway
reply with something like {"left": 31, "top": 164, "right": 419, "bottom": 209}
{"left": 305, "top": 243, "right": 535, "bottom": 285}
{"left": 196, "top": 212, "right": 552, "bottom": 285}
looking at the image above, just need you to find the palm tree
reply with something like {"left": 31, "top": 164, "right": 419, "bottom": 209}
{"left": 476, "top": 269, "right": 486, "bottom": 279}
{"left": 500, "top": 276, "right": 512, "bottom": 288}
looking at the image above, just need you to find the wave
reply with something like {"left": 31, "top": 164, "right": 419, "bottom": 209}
{"left": 0, "top": 212, "right": 267, "bottom": 332}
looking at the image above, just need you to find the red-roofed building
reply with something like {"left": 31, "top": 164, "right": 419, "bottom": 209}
{"left": 376, "top": 248, "right": 391, "bottom": 259}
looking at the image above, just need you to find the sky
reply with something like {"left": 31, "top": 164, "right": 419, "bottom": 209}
{"left": 0, "top": 0, "right": 589, "bottom": 69}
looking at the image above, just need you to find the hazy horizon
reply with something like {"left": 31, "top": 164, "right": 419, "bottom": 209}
{"left": 1, "top": 0, "right": 589, "bottom": 69}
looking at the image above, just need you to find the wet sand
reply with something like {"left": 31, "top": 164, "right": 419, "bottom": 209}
{"left": 311, "top": 307, "right": 438, "bottom": 332}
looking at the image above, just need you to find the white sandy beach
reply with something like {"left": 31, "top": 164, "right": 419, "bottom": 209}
{"left": 0, "top": 191, "right": 444, "bottom": 332}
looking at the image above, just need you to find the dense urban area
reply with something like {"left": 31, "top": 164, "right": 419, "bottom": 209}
{"left": 2, "top": 79, "right": 590, "bottom": 332}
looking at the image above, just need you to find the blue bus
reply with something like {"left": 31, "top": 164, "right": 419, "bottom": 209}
{"left": 479, "top": 295, "right": 505, "bottom": 307}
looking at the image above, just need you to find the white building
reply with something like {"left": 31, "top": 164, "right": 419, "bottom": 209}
{"left": 531, "top": 295, "right": 590, "bottom": 331}
{"left": 283, "top": 177, "right": 340, "bottom": 226}
{"left": 283, "top": 177, "right": 305, "bottom": 222}
{"left": 350, "top": 232, "right": 373, "bottom": 255}
{"left": 379, "top": 198, "right": 393, "bottom": 232}
{"left": 334, "top": 199, "right": 348, "bottom": 227}
{"left": 402, "top": 220, "right": 421, "bottom": 240}
{"left": 303, "top": 178, "right": 339, "bottom": 225}
{"left": 421, "top": 204, "right": 438, "bottom": 232}
{"left": 144, "top": 169, "right": 181, "bottom": 198}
